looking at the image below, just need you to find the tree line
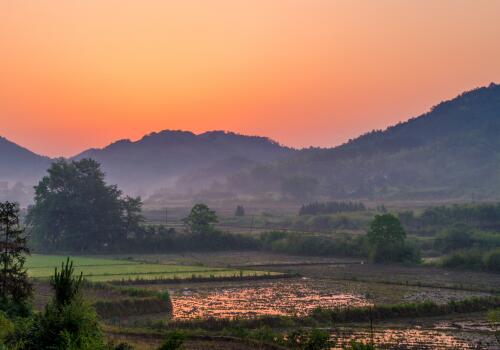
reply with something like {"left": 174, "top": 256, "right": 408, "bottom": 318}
{"left": 299, "top": 201, "right": 366, "bottom": 216}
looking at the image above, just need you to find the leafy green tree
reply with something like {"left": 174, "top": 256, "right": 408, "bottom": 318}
{"left": 27, "top": 159, "right": 143, "bottom": 252}
{"left": 367, "top": 214, "right": 406, "bottom": 246}
{"left": 0, "top": 202, "right": 32, "bottom": 316}
{"left": 183, "top": 204, "right": 218, "bottom": 235}
{"left": 122, "top": 196, "right": 145, "bottom": 238}
{"left": 366, "top": 214, "right": 420, "bottom": 263}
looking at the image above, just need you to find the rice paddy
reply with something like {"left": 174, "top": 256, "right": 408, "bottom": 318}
{"left": 27, "top": 255, "right": 275, "bottom": 282}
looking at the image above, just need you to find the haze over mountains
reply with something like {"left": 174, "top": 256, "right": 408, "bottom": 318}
{"left": 2, "top": 83, "right": 500, "bottom": 204}
{"left": 0, "top": 136, "right": 51, "bottom": 184}
{"left": 224, "top": 83, "right": 500, "bottom": 201}
{"left": 72, "top": 130, "right": 295, "bottom": 194}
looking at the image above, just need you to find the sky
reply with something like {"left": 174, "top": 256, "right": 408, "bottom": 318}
{"left": 1, "top": 1, "right": 500, "bottom": 157}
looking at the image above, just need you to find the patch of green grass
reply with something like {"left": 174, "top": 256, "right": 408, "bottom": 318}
{"left": 27, "top": 254, "right": 275, "bottom": 282}
{"left": 82, "top": 270, "right": 278, "bottom": 282}
{"left": 26, "top": 255, "right": 137, "bottom": 268}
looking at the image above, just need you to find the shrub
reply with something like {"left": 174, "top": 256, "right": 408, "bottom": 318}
{"left": 0, "top": 312, "right": 14, "bottom": 344}
{"left": 51, "top": 258, "right": 83, "bottom": 307}
{"left": 343, "top": 340, "right": 375, "bottom": 350}
{"left": 22, "top": 258, "right": 108, "bottom": 350}
{"left": 434, "top": 225, "right": 474, "bottom": 252}
{"left": 483, "top": 248, "right": 500, "bottom": 272}
{"left": 439, "top": 247, "right": 500, "bottom": 272}
{"left": 158, "top": 330, "right": 186, "bottom": 350}
{"left": 370, "top": 241, "right": 421, "bottom": 264}
{"left": 25, "top": 298, "right": 107, "bottom": 350}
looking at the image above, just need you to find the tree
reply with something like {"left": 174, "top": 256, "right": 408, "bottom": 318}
{"left": 367, "top": 213, "right": 406, "bottom": 246}
{"left": 366, "top": 214, "right": 419, "bottom": 263}
{"left": 51, "top": 258, "right": 83, "bottom": 307}
{"left": 27, "top": 159, "right": 143, "bottom": 252}
{"left": 234, "top": 205, "right": 245, "bottom": 217}
{"left": 122, "top": 196, "right": 145, "bottom": 238}
{"left": 24, "top": 259, "right": 107, "bottom": 350}
{"left": 183, "top": 204, "right": 218, "bottom": 235}
{"left": 0, "top": 202, "right": 32, "bottom": 315}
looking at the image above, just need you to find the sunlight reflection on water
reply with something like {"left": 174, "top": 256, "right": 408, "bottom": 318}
{"left": 171, "top": 282, "right": 369, "bottom": 320}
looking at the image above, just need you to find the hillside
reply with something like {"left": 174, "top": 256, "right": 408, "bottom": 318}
{"left": 0, "top": 136, "right": 51, "bottom": 184}
{"left": 225, "top": 83, "right": 500, "bottom": 201}
{"left": 73, "top": 130, "right": 295, "bottom": 194}
{"left": 0, "top": 136, "right": 52, "bottom": 205}
{"left": 3, "top": 83, "right": 500, "bottom": 203}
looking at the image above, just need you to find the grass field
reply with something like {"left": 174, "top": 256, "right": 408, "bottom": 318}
{"left": 27, "top": 255, "right": 275, "bottom": 282}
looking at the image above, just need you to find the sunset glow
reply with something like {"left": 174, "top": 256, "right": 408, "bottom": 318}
{"left": 1, "top": 0, "right": 500, "bottom": 157}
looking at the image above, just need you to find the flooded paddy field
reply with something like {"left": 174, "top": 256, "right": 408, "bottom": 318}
{"left": 170, "top": 280, "right": 369, "bottom": 319}
{"left": 80, "top": 253, "right": 498, "bottom": 349}
{"left": 107, "top": 252, "right": 498, "bottom": 322}
{"left": 332, "top": 327, "right": 497, "bottom": 349}
{"left": 331, "top": 313, "right": 499, "bottom": 350}
{"left": 110, "top": 251, "right": 500, "bottom": 293}
{"left": 268, "top": 262, "right": 500, "bottom": 292}
{"left": 134, "top": 277, "right": 491, "bottom": 320}
{"left": 105, "top": 313, "right": 499, "bottom": 350}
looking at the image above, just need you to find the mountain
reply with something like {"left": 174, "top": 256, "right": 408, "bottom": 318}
{"left": 4, "top": 82, "right": 500, "bottom": 202}
{"left": 225, "top": 83, "right": 500, "bottom": 200}
{"left": 73, "top": 130, "right": 295, "bottom": 194}
{"left": 0, "top": 136, "right": 51, "bottom": 184}
{"left": 0, "top": 136, "right": 52, "bottom": 206}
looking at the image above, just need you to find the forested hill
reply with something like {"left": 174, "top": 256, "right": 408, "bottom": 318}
{"left": 73, "top": 130, "right": 295, "bottom": 194}
{"left": 0, "top": 136, "right": 51, "bottom": 184}
{"left": 226, "top": 83, "right": 500, "bottom": 200}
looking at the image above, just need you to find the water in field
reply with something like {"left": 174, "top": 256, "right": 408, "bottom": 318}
{"left": 332, "top": 327, "right": 498, "bottom": 349}
{"left": 171, "top": 281, "right": 370, "bottom": 319}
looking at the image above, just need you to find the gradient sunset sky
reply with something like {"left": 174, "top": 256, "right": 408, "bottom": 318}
{"left": 1, "top": 1, "right": 500, "bottom": 157}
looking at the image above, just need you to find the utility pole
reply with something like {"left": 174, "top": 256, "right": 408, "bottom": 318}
{"left": 165, "top": 208, "right": 168, "bottom": 226}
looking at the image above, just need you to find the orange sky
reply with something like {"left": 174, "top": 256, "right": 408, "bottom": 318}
{"left": 1, "top": 0, "right": 500, "bottom": 157}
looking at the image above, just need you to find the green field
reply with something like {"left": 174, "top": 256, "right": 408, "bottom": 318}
{"left": 27, "top": 255, "right": 275, "bottom": 282}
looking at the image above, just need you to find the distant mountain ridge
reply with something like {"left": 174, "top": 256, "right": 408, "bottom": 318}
{"left": 3, "top": 83, "right": 500, "bottom": 202}
{"left": 225, "top": 83, "right": 500, "bottom": 200}
{"left": 0, "top": 136, "right": 51, "bottom": 184}
{"left": 72, "top": 130, "right": 295, "bottom": 194}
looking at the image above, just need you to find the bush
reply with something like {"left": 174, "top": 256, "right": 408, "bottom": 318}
{"left": 483, "top": 248, "right": 500, "bottom": 272}
{"left": 0, "top": 312, "right": 14, "bottom": 344}
{"left": 343, "top": 341, "right": 375, "bottom": 350}
{"left": 260, "top": 231, "right": 366, "bottom": 257}
{"left": 25, "top": 298, "right": 107, "bottom": 350}
{"left": 434, "top": 225, "right": 474, "bottom": 252}
{"left": 370, "top": 241, "right": 421, "bottom": 264}
{"left": 158, "top": 330, "right": 186, "bottom": 350}
{"left": 440, "top": 248, "right": 500, "bottom": 271}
